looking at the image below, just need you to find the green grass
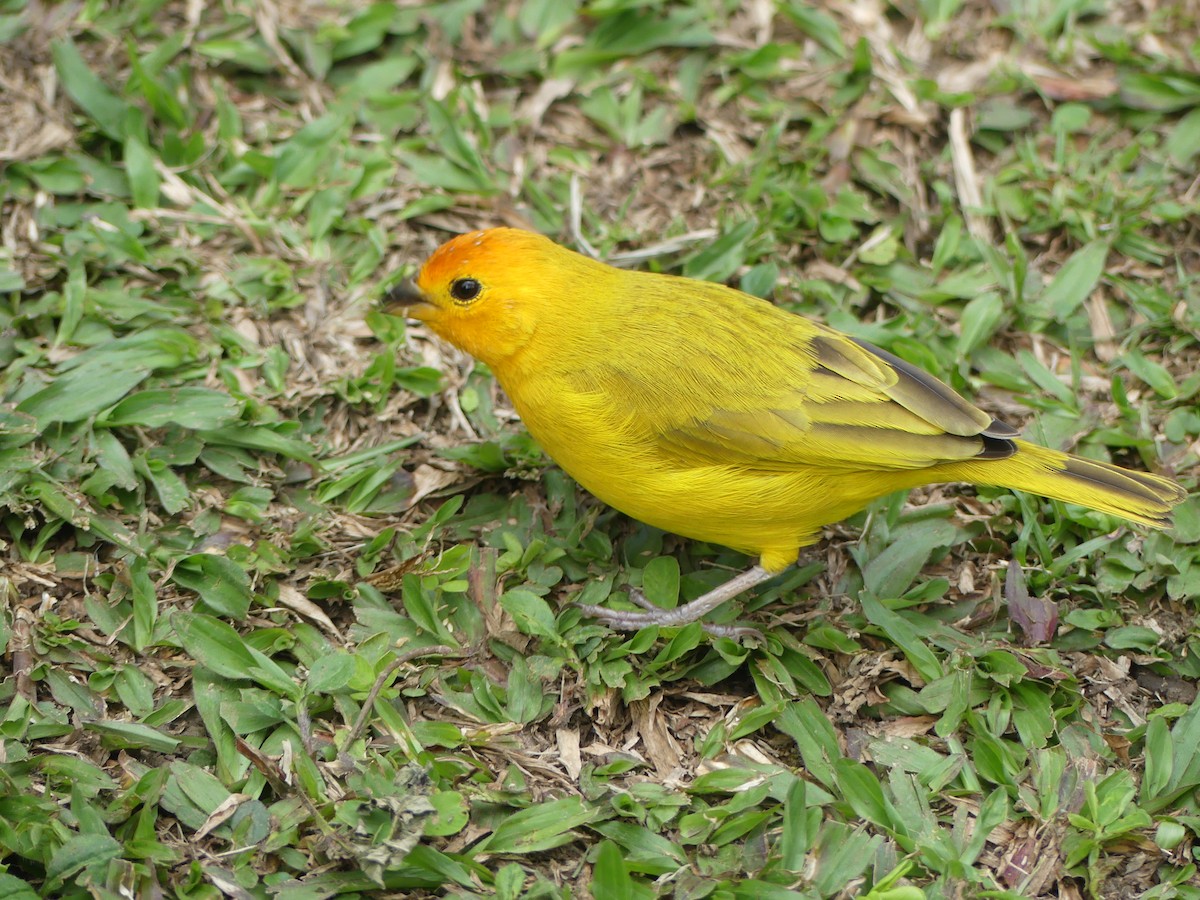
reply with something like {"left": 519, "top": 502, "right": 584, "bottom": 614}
{"left": 1, "top": 0, "right": 1199, "bottom": 897}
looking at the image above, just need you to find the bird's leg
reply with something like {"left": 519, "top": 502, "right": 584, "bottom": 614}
{"left": 574, "top": 564, "right": 774, "bottom": 635}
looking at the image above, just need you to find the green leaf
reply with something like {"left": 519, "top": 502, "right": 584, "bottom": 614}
{"left": 957, "top": 291, "right": 1004, "bottom": 356}
{"left": 641, "top": 556, "right": 680, "bottom": 608}
{"left": 101, "top": 388, "right": 242, "bottom": 429}
{"left": 0, "top": 875, "right": 38, "bottom": 900}
{"left": 1171, "top": 499, "right": 1200, "bottom": 543}
{"left": 1103, "top": 625, "right": 1162, "bottom": 651}
{"left": 195, "top": 37, "right": 275, "bottom": 73}
{"left": 1166, "top": 106, "right": 1200, "bottom": 166}
{"left": 1118, "top": 351, "right": 1178, "bottom": 399}
{"left": 652, "top": 622, "right": 703, "bottom": 665}
{"left": 776, "top": 699, "right": 843, "bottom": 791}
{"left": 397, "top": 152, "right": 496, "bottom": 194}
{"left": 778, "top": 1, "right": 845, "bottom": 55}
{"left": 124, "top": 136, "right": 160, "bottom": 208}
{"left": 1155, "top": 697, "right": 1200, "bottom": 811}
{"left": 1119, "top": 70, "right": 1200, "bottom": 112}
{"left": 45, "top": 667, "right": 100, "bottom": 714}
{"left": 503, "top": 654, "right": 548, "bottom": 724}
{"left": 554, "top": 9, "right": 714, "bottom": 71}
{"left": 200, "top": 424, "right": 317, "bottom": 463}
{"left": 499, "top": 588, "right": 560, "bottom": 641}
{"left": 860, "top": 593, "right": 945, "bottom": 682}
{"left": 1016, "top": 349, "right": 1075, "bottom": 404}
{"left": 779, "top": 778, "right": 816, "bottom": 870}
{"left": 52, "top": 39, "right": 129, "bottom": 140}
{"left": 171, "top": 554, "right": 252, "bottom": 619}
{"left": 474, "top": 797, "right": 595, "bottom": 854}
{"left": 307, "top": 652, "right": 356, "bottom": 693}
{"left": 965, "top": 788, "right": 1008, "bottom": 863}
{"left": 136, "top": 454, "right": 191, "bottom": 515}
{"left": 834, "top": 758, "right": 893, "bottom": 832}
{"left": 861, "top": 518, "right": 958, "bottom": 599}
{"left": 425, "top": 791, "right": 469, "bottom": 838}
{"left": 173, "top": 612, "right": 301, "bottom": 699}
{"left": 17, "top": 366, "right": 150, "bottom": 426}
{"left": 592, "top": 840, "right": 636, "bottom": 900}
{"left": 56, "top": 257, "right": 85, "bottom": 347}
{"left": 1041, "top": 240, "right": 1108, "bottom": 321}
{"left": 44, "top": 834, "right": 122, "bottom": 887}
{"left": 164, "top": 760, "right": 235, "bottom": 829}
{"left": 171, "top": 611, "right": 257, "bottom": 679}
{"left": 592, "top": 821, "right": 685, "bottom": 871}
{"left": 129, "top": 556, "right": 158, "bottom": 651}
{"left": 0, "top": 266, "right": 26, "bottom": 292}
{"left": 682, "top": 219, "right": 757, "bottom": 282}
{"left": 739, "top": 262, "right": 779, "bottom": 299}
{"left": 1142, "top": 715, "right": 1172, "bottom": 802}
{"left": 83, "top": 720, "right": 183, "bottom": 752}
{"left": 89, "top": 429, "right": 138, "bottom": 491}
{"left": 811, "top": 823, "right": 881, "bottom": 895}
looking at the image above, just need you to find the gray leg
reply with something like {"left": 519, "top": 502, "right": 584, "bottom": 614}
{"left": 574, "top": 564, "right": 774, "bottom": 635}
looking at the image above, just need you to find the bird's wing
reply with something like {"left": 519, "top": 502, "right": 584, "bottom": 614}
{"left": 648, "top": 324, "right": 1017, "bottom": 472}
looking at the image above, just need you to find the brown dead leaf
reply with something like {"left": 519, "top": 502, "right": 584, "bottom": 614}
{"left": 364, "top": 556, "right": 423, "bottom": 592}
{"left": 276, "top": 583, "right": 343, "bottom": 639}
{"left": 0, "top": 49, "right": 74, "bottom": 162}
{"left": 196, "top": 792, "right": 254, "bottom": 839}
{"left": 879, "top": 715, "right": 937, "bottom": 738}
{"left": 949, "top": 107, "right": 995, "bottom": 243}
{"left": 1133, "top": 669, "right": 1198, "bottom": 705}
{"left": 1035, "top": 74, "right": 1118, "bottom": 102}
{"left": 1086, "top": 291, "right": 1118, "bottom": 363}
{"left": 517, "top": 77, "right": 575, "bottom": 126}
{"left": 407, "top": 463, "right": 463, "bottom": 508}
{"left": 556, "top": 727, "right": 583, "bottom": 780}
{"left": 956, "top": 561, "right": 977, "bottom": 595}
{"left": 629, "top": 693, "right": 682, "bottom": 776}
{"left": 997, "top": 821, "right": 1066, "bottom": 895}
{"left": 1006, "top": 559, "right": 1059, "bottom": 645}
{"left": 1104, "top": 732, "right": 1133, "bottom": 764}
{"left": 936, "top": 51, "right": 1006, "bottom": 95}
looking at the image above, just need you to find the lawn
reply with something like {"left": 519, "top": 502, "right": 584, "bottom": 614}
{"left": 1, "top": 0, "right": 1199, "bottom": 897}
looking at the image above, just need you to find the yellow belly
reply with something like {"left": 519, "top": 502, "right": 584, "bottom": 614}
{"left": 573, "top": 461, "right": 875, "bottom": 571}
{"left": 508, "top": 379, "right": 906, "bottom": 571}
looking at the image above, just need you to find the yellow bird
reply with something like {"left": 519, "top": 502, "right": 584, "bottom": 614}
{"left": 385, "top": 228, "right": 1185, "bottom": 630}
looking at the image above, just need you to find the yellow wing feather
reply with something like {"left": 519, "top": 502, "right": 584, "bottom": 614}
{"left": 579, "top": 273, "right": 1014, "bottom": 473}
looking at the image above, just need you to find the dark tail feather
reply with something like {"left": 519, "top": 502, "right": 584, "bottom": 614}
{"left": 935, "top": 440, "right": 1186, "bottom": 528}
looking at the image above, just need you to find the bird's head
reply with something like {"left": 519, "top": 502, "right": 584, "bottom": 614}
{"left": 384, "top": 228, "right": 588, "bottom": 369}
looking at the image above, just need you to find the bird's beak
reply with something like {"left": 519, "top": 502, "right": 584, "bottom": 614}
{"left": 382, "top": 280, "right": 438, "bottom": 319}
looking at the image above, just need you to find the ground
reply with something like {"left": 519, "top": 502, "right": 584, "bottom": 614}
{"left": 1, "top": 0, "right": 1199, "bottom": 897}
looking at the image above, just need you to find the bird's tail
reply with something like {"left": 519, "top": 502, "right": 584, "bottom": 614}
{"left": 934, "top": 440, "right": 1186, "bottom": 527}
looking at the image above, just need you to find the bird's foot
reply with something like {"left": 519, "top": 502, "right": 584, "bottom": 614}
{"left": 573, "top": 600, "right": 762, "bottom": 639}
{"left": 572, "top": 563, "right": 776, "bottom": 641}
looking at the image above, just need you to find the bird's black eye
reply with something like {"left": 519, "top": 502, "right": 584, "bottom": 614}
{"left": 450, "top": 278, "right": 482, "bottom": 302}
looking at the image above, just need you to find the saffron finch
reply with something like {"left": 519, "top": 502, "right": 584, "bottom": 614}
{"left": 385, "top": 228, "right": 1185, "bottom": 631}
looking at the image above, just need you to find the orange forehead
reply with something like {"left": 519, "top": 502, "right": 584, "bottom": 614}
{"left": 416, "top": 228, "right": 545, "bottom": 290}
